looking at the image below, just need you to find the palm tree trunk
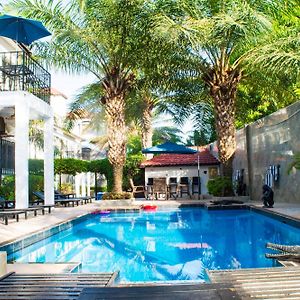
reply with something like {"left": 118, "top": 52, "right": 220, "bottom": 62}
{"left": 141, "top": 96, "right": 154, "bottom": 159}
{"left": 105, "top": 95, "right": 127, "bottom": 193}
{"left": 205, "top": 66, "right": 242, "bottom": 177}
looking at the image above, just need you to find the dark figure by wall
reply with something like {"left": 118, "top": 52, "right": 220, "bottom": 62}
{"left": 262, "top": 185, "right": 274, "bottom": 208}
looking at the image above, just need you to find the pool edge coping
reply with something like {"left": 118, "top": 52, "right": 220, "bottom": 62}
{"left": 0, "top": 212, "right": 90, "bottom": 255}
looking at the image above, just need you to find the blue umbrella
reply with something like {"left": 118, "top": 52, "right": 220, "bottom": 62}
{"left": 0, "top": 14, "right": 51, "bottom": 45}
{"left": 142, "top": 142, "right": 197, "bottom": 154}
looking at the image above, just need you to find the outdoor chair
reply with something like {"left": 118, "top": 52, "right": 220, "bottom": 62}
{"left": 129, "top": 179, "right": 146, "bottom": 199}
{"left": 168, "top": 177, "right": 178, "bottom": 199}
{"left": 33, "top": 191, "right": 80, "bottom": 208}
{"left": 55, "top": 190, "right": 93, "bottom": 204}
{"left": 0, "top": 198, "right": 5, "bottom": 209}
{"left": 55, "top": 190, "right": 75, "bottom": 199}
{"left": 145, "top": 178, "right": 154, "bottom": 199}
{"left": 179, "top": 177, "right": 191, "bottom": 198}
{"left": 153, "top": 178, "right": 168, "bottom": 200}
{"left": 0, "top": 210, "right": 27, "bottom": 225}
{"left": 192, "top": 177, "right": 201, "bottom": 195}
{"left": 0, "top": 196, "right": 50, "bottom": 223}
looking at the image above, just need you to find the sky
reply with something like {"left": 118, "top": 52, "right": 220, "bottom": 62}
{"left": 51, "top": 70, "right": 96, "bottom": 101}
{"left": 51, "top": 70, "right": 194, "bottom": 140}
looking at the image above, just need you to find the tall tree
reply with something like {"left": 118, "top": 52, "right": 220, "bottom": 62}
{"left": 154, "top": 0, "right": 294, "bottom": 174}
{"left": 10, "top": 0, "right": 151, "bottom": 192}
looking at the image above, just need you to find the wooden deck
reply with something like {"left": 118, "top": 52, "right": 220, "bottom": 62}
{"left": 1, "top": 267, "right": 300, "bottom": 299}
{"left": 0, "top": 271, "right": 118, "bottom": 300}
{"left": 208, "top": 266, "right": 300, "bottom": 299}
{"left": 78, "top": 266, "right": 300, "bottom": 299}
{"left": 78, "top": 283, "right": 240, "bottom": 300}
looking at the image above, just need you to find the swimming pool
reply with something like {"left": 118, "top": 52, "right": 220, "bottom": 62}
{"left": 7, "top": 208, "right": 300, "bottom": 283}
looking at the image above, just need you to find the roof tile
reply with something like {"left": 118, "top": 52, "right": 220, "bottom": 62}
{"left": 141, "top": 150, "right": 219, "bottom": 167}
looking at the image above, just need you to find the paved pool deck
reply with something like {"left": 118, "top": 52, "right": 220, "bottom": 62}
{"left": 0, "top": 199, "right": 300, "bottom": 246}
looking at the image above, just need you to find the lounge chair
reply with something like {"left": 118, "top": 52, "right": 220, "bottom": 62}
{"left": 0, "top": 197, "right": 51, "bottom": 225}
{"left": 3, "top": 207, "right": 45, "bottom": 216}
{"left": 33, "top": 191, "right": 81, "bottom": 207}
{"left": 55, "top": 190, "right": 93, "bottom": 204}
{"left": 0, "top": 198, "right": 5, "bottom": 209}
{"left": 32, "top": 191, "right": 55, "bottom": 212}
{"left": 0, "top": 210, "right": 27, "bottom": 225}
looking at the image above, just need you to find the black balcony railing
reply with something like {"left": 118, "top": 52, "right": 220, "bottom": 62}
{"left": 0, "top": 138, "right": 15, "bottom": 178}
{"left": 0, "top": 51, "right": 51, "bottom": 103}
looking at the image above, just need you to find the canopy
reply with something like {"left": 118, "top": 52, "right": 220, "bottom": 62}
{"left": 0, "top": 14, "right": 51, "bottom": 45}
{"left": 142, "top": 142, "right": 197, "bottom": 154}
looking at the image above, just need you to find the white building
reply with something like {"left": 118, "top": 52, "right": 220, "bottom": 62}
{"left": 141, "top": 149, "right": 220, "bottom": 195}
{"left": 0, "top": 37, "right": 54, "bottom": 208}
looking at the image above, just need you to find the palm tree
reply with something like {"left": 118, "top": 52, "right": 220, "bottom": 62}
{"left": 29, "top": 120, "right": 44, "bottom": 158}
{"left": 154, "top": 0, "right": 292, "bottom": 174}
{"left": 246, "top": 1, "right": 300, "bottom": 78}
{"left": 10, "top": 0, "right": 153, "bottom": 192}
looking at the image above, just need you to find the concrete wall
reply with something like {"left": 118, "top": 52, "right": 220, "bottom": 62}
{"left": 233, "top": 101, "right": 300, "bottom": 203}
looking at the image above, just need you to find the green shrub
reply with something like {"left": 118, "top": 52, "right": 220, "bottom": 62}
{"left": 54, "top": 158, "right": 89, "bottom": 175}
{"left": 29, "top": 159, "right": 44, "bottom": 175}
{"left": 0, "top": 175, "right": 44, "bottom": 201}
{"left": 89, "top": 159, "right": 113, "bottom": 192}
{"left": 29, "top": 175, "right": 44, "bottom": 200}
{"left": 94, "top": 186, "right": 107, "bottom": 192}
{"left": 59, "top": 183, "right": 73, "bottom": 194}
{"left": 102, "top": 192, "right": 132, "bottom": 200}
{"left": 0, "top": 175, "right": 15, "bottom": 200}
{"left": 90, "top": 186, "right": 107, "bottom": 197}
{"left": 207, "top": 176, "right": 233, "bottom": 196}
{"left": 123, "top": 153, "right": 144, "bottom": 191}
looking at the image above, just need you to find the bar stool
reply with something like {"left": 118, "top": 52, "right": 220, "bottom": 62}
{"left": 179, "top": 177, "right": 190, "bottom": 198}
{"left": 192, "top": 176, "right": 201, "bottom": 195}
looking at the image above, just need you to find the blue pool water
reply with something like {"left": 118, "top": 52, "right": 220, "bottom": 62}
{"left": 8, "top": 208, "right": 300, "bottom": 282}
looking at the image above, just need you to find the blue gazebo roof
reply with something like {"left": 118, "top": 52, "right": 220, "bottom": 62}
{"left": 142, "top": 142, "right": 197, "bottom": 154}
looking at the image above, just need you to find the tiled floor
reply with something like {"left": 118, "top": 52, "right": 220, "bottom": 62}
{"left": 0, "top": 202, "right": 99, "bottom": 245}
{"left": 0, "top": 199, "right": 300, "bottom": 246}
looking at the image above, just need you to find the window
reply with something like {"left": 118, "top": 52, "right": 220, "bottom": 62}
{"left": 208, "top": 167, "right": 218, "bottom": 179}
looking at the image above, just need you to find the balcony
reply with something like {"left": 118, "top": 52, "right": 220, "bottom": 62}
{"left": 0, "top": 50, "right": 51, "bottom": 103}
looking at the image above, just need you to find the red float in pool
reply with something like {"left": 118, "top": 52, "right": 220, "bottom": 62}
{"left": 142, "top": 205, "right": 157, "bottom": 211}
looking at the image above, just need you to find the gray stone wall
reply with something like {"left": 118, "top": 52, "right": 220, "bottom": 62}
{"left": 233, "top": 101, "right": 300, "bottom": 203}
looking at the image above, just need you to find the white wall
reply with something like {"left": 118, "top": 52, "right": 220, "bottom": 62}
{"left": 0, "top": 37, "right": 20, "bottom": 51}
{"left": 145, "top": 165, "right": 219, "bottom": 195}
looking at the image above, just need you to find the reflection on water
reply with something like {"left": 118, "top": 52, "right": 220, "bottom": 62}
{"left": 9, "top": 208, "right": 300, "bottom": 282}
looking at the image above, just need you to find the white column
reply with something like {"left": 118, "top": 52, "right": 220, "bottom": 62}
{"left": 0, "top": 252, "right": 7, "bottom": 277}
{"left": 15, "top": 101, "right": 29, "bottom": 209}
{"left": 75, "top": 174, "right": 81, "bottom": 196}
{"left": 44, "top": 116, "right": 54, "bottom": 205}
{"left": 81, "top": 173, "right": 86, "bottom": 196}
{"left": 87, "top": 172, "right": 91, "bottom": 196}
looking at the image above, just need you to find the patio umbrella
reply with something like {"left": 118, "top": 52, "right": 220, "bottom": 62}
{"left": 0, "top": 14, "right": 51, "bottom": 45}
{"left": 142, "top": 142, "right": 197, "bottom": 154}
